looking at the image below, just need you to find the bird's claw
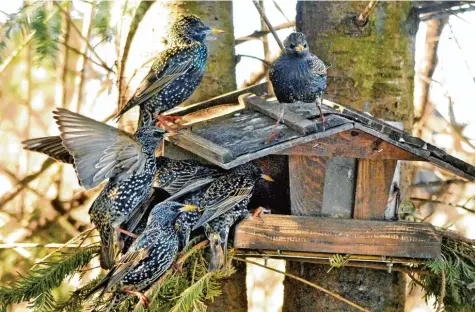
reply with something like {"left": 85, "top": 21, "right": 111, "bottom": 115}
{"left": 172, "top": 261, "right": 183, "bottom": 274}
{"left": 252, "top": 206, "right": 271, "bottom": 222}
{"left": 264, "top": 129, "right": 280, "bottom": 144}
{"left": 116, "top": 228, "right": 138, "bottom": 239}
{"left": 153, "top": 113, "right": 183, "bottom": 131}
{"left": 123, "top": 289, "right": 149, "bottom": 308}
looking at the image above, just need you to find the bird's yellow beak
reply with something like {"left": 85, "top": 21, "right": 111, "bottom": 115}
{"left": 179, "top": 204, "right": 199, "bottom": 212}
{"left": 295, "top": 44, "right": 304, "bottom": 53}
{"left": 211, "top": 28, "right": 225, "bottom": 34}
{"left": 261, "top": 174, "right": 274, "bottom": 182}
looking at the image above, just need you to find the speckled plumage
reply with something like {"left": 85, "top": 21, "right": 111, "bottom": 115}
{"left": 116, "top": 14, "right": 212, "bottom": 128}
{"left": 192, "top": 163, "right": 269, "bottom": 270}
{"left": 52, "top": 108, "right": 166, "bottom": 269}
{"left": 89, "top": 202, "right": 193, "bottom": 311}
{"left": 269, "top": 32, "right": 327, "bottom": 105}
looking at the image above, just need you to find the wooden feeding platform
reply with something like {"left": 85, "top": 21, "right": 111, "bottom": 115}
{"left": 164, "top": 82, "right": 475, "bottom": 264}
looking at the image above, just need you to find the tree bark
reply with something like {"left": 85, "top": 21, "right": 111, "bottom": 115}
{"left": 282, "top": 2, "right": 417, "bottom": 311}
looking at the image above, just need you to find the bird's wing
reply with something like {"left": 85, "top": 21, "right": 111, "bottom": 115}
{"left": 54, "top": 108, "right": 145, "bottom": 189}
{"left": 308, "top": 56, "right": 327, "bottom": 90}
{"left": 116, "top": 45, "right": 198, "bottom": 117}
{"left": 103, "top": 230, "right": 160, "bottom": 293}
{"left": 22, "top": 136, "right": 74, "bottom": 164}
{"left": 193, "top": 176, "right": 254, "bottom": 229}
{"left": 165, "top": 177, "right": 217, "bottom": 202}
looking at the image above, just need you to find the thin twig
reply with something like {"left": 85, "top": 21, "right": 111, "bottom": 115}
{"left": 235, "top": 21, "right": 295, "bottom": 45}
{"left": 117, "top": 1, "right": 154, "bottom": 111}
{"left": 54, "top": 1, "right": 112, "bottom": 73}
{"left": 252, "top": 0, "right": 285, "bottom": 52}
{"left": 236, "top": 54, "right": 271, "bottom": 67}
{"left": 0, "top": 243, "right": 84, "bottom": 249}
{"left": 60, "top": 2, "right": 71, "bottom": 109}
{"left": 410, "top": 197, "right": 475, "bottom": 213}
{"left": 407, "top": 271, "right": 427, "bottom": 290}
{"left": 0, "top": 33, "right": 34, "bottom": 75}
{"left": 61, "top": 42, "right": 113, "bottom": 73}
{"left": 232, "top": 257, "right": 371, "bottom": 312}
{"left": 0, "top": 159, "right": 55, "bottom": 209}
{"left": 273, "top": 0, "right": 290, "bottom": 22}
{"left": 356, "top": 0, "right": 379, "bottom": 27}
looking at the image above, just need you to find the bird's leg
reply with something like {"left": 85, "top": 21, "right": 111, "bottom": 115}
{"left": 316, "top": 97, "right": 326, "bottom": 130}
{"left": 116, "top": 228, "right": 138, "bottom": 239}
{"left": 264, "top": 104, "right": 285, "bottom": 144}
{"left": 153, "top": 113, "right": 183, "bottom": 131}
{"left": 122, "top": 289, "right": 149, "bottom": 308}
{"left": 251, "top": 206, "right": 272, "bottom": 222}
{"left": 171, "top": 261, "right": 184, "bottom": 274}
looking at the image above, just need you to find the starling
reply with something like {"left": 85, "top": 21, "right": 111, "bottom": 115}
{"left": 192, "top": 163, "right": 274, "bottom": 270}
{"left": 88, "top": 202, "right": 198, "bottom": 311}
{"left": 115, "top": 14, "right": 223, "bottom": 128}
{"left": 268, "top": 32, "right": 327, "bottom": 140}
{"left": 121, "top": 159, "right": 221, "bottom": 253}
{"left": 53, "top": 108, "right": 166, "bottom": 269}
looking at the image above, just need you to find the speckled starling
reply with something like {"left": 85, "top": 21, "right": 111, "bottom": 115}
{"left": 88, "top": 201, "right": 198, "bottom": 311}
{"left": 115, "top": 14, "right": 222, "bottom": 128}
{"left": 269, "top": 32, "right": 327, "bottom": 137}
{"left": 121, "top": 158, "right": 222, "bottom": 253}
{"left": 192, "top": 163, "right": 274, "bottom": 270}
{"left": 53, "top": 108, "right": 166, "bottom": 269}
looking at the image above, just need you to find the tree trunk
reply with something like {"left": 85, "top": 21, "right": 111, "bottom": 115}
{"left": 165, "top": 2, "right": 245, "bottom": 311}
{"left": 282, "top": 2, "right": 417, "bottom": 311}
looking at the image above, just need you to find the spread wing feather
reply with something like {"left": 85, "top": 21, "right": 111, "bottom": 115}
{"left": 54, "top": 108, "right": 145, "bottom": 189}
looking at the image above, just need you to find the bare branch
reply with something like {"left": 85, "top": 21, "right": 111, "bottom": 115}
{"left": 252, "top": 0, "right": 285, "bottom": 52}
{"left": 356, "top": 0, "right": 379, "bottom": 27}
{"left": 117, "top": 1, "right": 154, "bottom": 110}
{"left": 235, "top": 21, "right": 295, "bottom": 45}
{"left": 411, "top": 197, "right": 475, "bottom": 213}
{"left": 54, "top": 1, "right": 113, "bottom": 73}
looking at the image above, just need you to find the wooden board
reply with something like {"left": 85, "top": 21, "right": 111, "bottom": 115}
{"left": 353, "top": 159, "right": 398, "bottom": 220}
{"left": 246, "top": 96, "right": 318, "bottom": 135}
{"left": 278, "top": 129, "right": 423, "bottom": 160}
{"left": 289, "top": 156, "right": 327, "bottom": 216}
{"left": 167, "top": 130, "right": 234, "bottom": 164}
{"left": 234, "top": 215, "right": 441, "bottom": 259}
{"left": 193, "top": 109, "right": 300, "bottom": 157}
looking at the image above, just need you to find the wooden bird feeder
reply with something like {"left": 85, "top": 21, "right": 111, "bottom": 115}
{"left": 163, "top": 82, "right": 475, "bottom": 264}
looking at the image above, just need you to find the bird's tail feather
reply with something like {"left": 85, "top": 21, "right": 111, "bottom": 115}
{"left": 99, "top": 226, "right": 116, "bottom": 270}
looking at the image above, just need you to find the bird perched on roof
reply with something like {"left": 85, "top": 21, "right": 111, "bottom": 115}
{"left": 52, "top": 108, "right": 166, "bottom": 269}
{"left": 192, "top": 163, "right": 274, "bottom": 270}
{"left": 87, "top": 201, "right": 198, "bottom": 311}
{"left": 115, "top": 14, "right": 223, "bottom": 129}
{"left": 268, "top": 32, "right": 327, "bottom": 141}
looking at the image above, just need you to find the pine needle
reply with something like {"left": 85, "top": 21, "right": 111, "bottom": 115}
{"left": 0, "top": 246, "right": 100, "bottom": 311}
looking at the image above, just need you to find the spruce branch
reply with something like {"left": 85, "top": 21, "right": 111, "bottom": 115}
{"left": 0, "top": 246, "right": 100, "bottom": 311}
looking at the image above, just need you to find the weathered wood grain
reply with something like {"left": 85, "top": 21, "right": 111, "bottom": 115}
{"left": 321, "top": 157, "right": 356, "bottom": 218}
{"left": 167, "top": 130, "right": 234, "bottom": 164}
{"left": 289, "top": 155, "right": 327, "bottom": 216}
{"left": 278, "top": 129, "right": 423, "bottom": 160}
{"left": 353, "top": 159, "right": 398, "bottom": 219}
{"left": 193, "top": 109, "right": 300, "bottom": 157}
{"left": 234, "top": 215, "right": 441, "bottom": 259}
{"left": 164, "top": 82, "right": 268, "bottom": 116}
{"left": 246, "top": 96, "right": 318, "bottom": 135}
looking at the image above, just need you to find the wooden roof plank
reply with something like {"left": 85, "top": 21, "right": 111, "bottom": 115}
{"left": 234, "top": 215, "right": 441, "bottom": 259}
{"left": 246, "top": 96, "right": 318, "bottom": 135}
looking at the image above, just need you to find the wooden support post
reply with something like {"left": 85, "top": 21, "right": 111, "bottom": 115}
{"left": 289, "top": 155, "right": 327, "bottom": 215}
{"left": 354, "top": 159, "right": 397, "bottom": 219}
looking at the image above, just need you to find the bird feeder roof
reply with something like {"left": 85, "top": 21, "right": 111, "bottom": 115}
{"left": 165, "top": 82, "right": 474, "bottom": 180}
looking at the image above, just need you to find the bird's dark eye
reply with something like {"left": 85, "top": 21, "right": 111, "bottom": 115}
{"left": 304, "top": 44, "right": 308, "bottom": 48}
{"left": 290, "top": 44, "right": 295, "bottom": 49}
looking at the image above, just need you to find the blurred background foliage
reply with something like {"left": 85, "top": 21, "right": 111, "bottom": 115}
{"left": 0, "top": 1, "right": 474, "bottom": 311}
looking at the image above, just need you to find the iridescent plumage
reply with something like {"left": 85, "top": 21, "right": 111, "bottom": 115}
{"left": 116, "top": 14, "right": 213, "bottom": 128}
{"left": 88, "top": 202, "right": 197, "bottom": 311}
{"left": 52, "top": 108, "right": 166, "bottom": 269}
